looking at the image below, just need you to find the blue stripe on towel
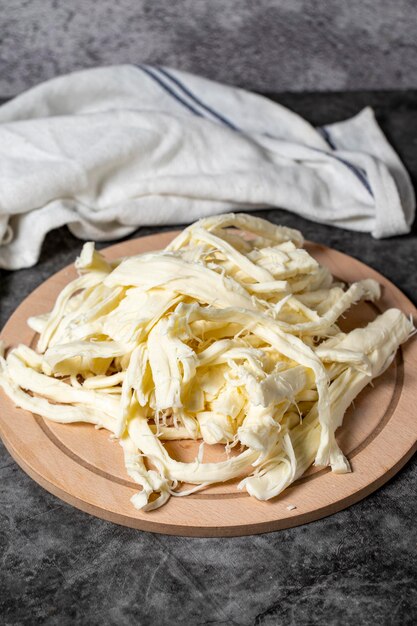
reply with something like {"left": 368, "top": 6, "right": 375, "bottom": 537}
{"left": 332, "top": 155, "right": 374, "bottom": 197}
{"left": 317, "top": 126, "right": 373, "bottom": 197}
{"left": 138, "top": 64, "right": 373, "bottom": 198}
{"left": 137, "top": 65, "right": 204, "bottom": 117}
{"left": 318, "top": 126, "right": 336, "bottom": 149}
{"left": 155, "top": 66, "right": 239, "bottom": 131}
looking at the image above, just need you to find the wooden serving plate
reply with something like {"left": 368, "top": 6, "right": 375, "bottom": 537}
{"left": 0, "top": 231, "right": 416, "bottom": 536}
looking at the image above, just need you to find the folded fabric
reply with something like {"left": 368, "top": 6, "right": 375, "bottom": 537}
{"left": 0, "top": 64, "right": 414, "bottom": 270}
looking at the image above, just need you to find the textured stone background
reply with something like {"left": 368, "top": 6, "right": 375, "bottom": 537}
{"left": 1, "top": 0, "right": 417, "bottom": 97}
{"left": 1, "top": 4, "right": 417, "bottom": 624}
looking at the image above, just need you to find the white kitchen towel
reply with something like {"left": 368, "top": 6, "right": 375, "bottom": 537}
{"left": 0, "top": 64, "right": 414, "bottom": 270}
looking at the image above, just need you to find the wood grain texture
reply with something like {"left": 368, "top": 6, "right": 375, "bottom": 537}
{"left": 0, "top": 231, "right": 416, "bottom": 537}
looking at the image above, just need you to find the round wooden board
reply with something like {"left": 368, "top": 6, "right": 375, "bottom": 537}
{"left": 1, "top": 231, "right": 416, "bottom": 537}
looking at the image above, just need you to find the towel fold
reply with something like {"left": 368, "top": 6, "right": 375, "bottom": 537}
{"left": 0, "top": 64, "right": 414, "bottom": 270}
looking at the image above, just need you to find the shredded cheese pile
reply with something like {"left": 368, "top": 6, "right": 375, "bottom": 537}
{"left": 0, "top": 213, "right": 414, "bottom": 510}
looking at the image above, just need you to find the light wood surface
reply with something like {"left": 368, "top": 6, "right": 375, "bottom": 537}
{"left": 0, "top": 231, "right": 416, "bottom": 536}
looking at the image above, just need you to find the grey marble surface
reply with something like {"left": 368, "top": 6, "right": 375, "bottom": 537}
{"left": 1, "top": 91, "right": 416, "bottom": 625}
{"left": 1, "top": 0, "right": 417, "bottom": 96}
